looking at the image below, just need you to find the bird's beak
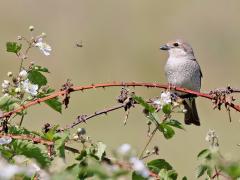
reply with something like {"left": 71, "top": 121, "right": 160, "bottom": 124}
{"left": 160, "top": 44, "right": 170, "bottom": 50}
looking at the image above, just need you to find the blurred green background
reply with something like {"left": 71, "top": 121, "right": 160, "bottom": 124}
{"left": 1, "top": 0, "right": 240, "bottom": 179}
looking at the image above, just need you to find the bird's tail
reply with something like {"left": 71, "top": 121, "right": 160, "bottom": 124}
{"left": 183, "top": 98, "right": 200, "bottom": 126}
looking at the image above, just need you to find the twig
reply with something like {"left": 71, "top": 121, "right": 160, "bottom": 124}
{"left": 1, "top": 82, "right": 240, "bottom": 120}
{"left": 0, "top": 133, "right": 53, "bottom": 146}
{"left": 67, "top": 103, "right": 125, "bottom": 129}
{"left": 139, "top": 126, "right": 158, "bottom": 159}
{"left": 19, "top": 115, "right": 25, "bottom": 127}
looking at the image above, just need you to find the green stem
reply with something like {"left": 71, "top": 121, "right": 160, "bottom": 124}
{"left": 139, "top": 126, "right": 158, "bottom": 159}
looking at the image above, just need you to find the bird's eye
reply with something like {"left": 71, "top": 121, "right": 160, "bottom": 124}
{"left": 173, "top": 42, "right": 179, "bottom": 47}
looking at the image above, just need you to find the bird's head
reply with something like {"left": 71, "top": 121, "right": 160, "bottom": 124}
{"left": 160, "top": 39, "right": 195, "bottom": 59}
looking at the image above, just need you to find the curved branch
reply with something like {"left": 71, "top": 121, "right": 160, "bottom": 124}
{"left": 1, "top": 82, "right": 240, "bottom": 119}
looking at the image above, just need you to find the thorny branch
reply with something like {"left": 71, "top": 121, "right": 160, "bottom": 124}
{"left": 0, "top": 82, "right": 240, "bottom": 121}
{"left": 0, "top": 133, "right": 82, "bottom": 155}
{"left": 0, "top": 133, "right": 53, "bottom": 146}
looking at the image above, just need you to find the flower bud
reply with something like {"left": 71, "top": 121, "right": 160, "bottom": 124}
{"left": 15, "top": 87, "right": 21, "bottom": 93}
{"left": 77, "top": 128, "right": 86, "bottom": 135}
{"left": 7, "top": 72, "right": 13, "bottom": 77}
{"left": 17, "top": 36, "right": 22, "bottom": 40}
{"left": 41, "top": 32, "right": 46, "bottom": 37}
{"left": 73, "top": 135, "right": 79, "bottom": 141}
{"left": 29, "top": 25, "right": 35, "bottom": 31}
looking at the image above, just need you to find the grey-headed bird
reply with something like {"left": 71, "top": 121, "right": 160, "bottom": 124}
{"left": 160, "top": 39, "right": 202, "bottom": 126}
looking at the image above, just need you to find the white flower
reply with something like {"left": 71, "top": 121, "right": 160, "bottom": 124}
{"left": 19, "top": 69, "right": 28, "bottom": 79}
{"left": 35, "top": 38, "right": 52, "bottom": 56}
{"left": 22, "top": 79, "right": 38, "bottom": 96}
{"left": 0, "top": 156, "right": 47, "bottom": 179}
{"left": 118, "top": 144, "right": 131, "bottom": 155}
{"left": 130, "top": 157, "right": 149, "bottom": 178}
{"left": 2, "top": 80, "right": 10, "bottom": 89}
{"left": 160, "top": 91, "right": 171, "bottom": 104}
{"left": 0, "top": 136, "right": 12, "bottom": 145}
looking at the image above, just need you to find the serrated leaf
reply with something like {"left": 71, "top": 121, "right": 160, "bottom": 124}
{"left": 158, "top": 123, "right": 175, "bottom": 139}
{"left": 54, "top": 132, "right": 70, "bottom": 158}
{"left": 196, "top": 165, "right": 208, "bottom": 178}
{"left": 165, "top": 119, "right": 185, "bottom": 130}
{"left": 197, "top": 149, "right": 211, "bottom": 159}
{"left": 28, "top": 70, "right": 47, "bottom": 87}
{"left": 8, "top": 126, "right": 31, "bottom": 135}
{"left": 6, "top": 42, "right": 22, "bottom": 54}
{"left": 147, "top": 159, "right": 173, "bottom": 174}
{"left": 95, "top": 142, "right": 106, "bottom": 160}
{"left": 12, "top": 140, "right": 50, "bottom": 167}
{"left": 0, "top": 145, "right": 14, "bottom": 159}
{"left": 133, "top": 95, "right": 155, "bottom": 113}
{"left": 0, "top": 95, "right": 20, "bottom": 112}
{"left": 45, "top": 97, "right": 62, "bottom": 113}
{"left": 162, "top": 104, "right": 172, "bottom": 114}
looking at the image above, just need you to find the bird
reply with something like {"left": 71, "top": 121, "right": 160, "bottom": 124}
{"left": 160, "top": 39, "right": 202, "bottom": 126}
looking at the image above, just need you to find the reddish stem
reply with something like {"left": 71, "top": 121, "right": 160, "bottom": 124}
{"left": 1, "top": 82, "right": 240, "bottom": 119}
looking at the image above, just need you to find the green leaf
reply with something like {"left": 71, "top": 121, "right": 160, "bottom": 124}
{"left": 28, "top": 70, "right": 47, "bottom": 87}
{"left": 165, "top": 119, "right": 185, "bottom": 130}
{"left": 196, "top": 165, "right": 208, "bottom": 178}
{"left": 182, "top": 176, "right": 188, "bottom": 180}
{"left": 46, "top": 88, "right": 55, "bottom": 94}
{"left": 221, "top": 162, "right": 240, "bottom": 179}
{"left": 0, "top": 95, "right": 20, "bottom": 112}
{"left": 12, "top": 140, "right": 50, "bottom": 167}
{"left": 95, "top": 142, "right": 106, "bottom": 160}
{"left": 147, "top": 159, "right": 173, "bottom": 174}
{"left": 158, "top": 169, "right": 178, "bottom": 180}
{"left": 133, "top": 95, "right": 155, "bottom": 113}
{"left": 206, "top": 167, "right": 213, "bottom": 177}
{"left": 6, "top": 42, "right": 22, "bottom": 54}
{"left": 132, "top": 171, "right": 147, "bottom": 180}
{"left": 42, "top": 125, "right": 59, "bottom": 141}
{"left": 147, "top": 112, "right": 160, "bottom": 123}
{"left": 0, "top": 145, "right": 14, "bottom": 159}
{"left": 8, "top": 125, "right": 31, "bottom": 135}
{"left": 54, "top": 132, "right": 69, "bottom": 158}
{"left": 197, "top": 149, "right": 211, "bottom": 159}
{"left": 75, "top": 149, "right": 87, "bottom": 161}
{"left": 32, "top": 65, "right": 50, "bottom": 73}
{"left": 45, "top": 97, "right": 62, "bottom": 113}
{"left": 158, "top": 123, "right": 175, "bottom": 139}
{"left": 162, "top": 104, "right": 172, "bottom": 114}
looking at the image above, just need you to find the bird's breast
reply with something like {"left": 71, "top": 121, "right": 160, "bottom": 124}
{"left": 164, "top": 57, "right": 201, "bottom": 91}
